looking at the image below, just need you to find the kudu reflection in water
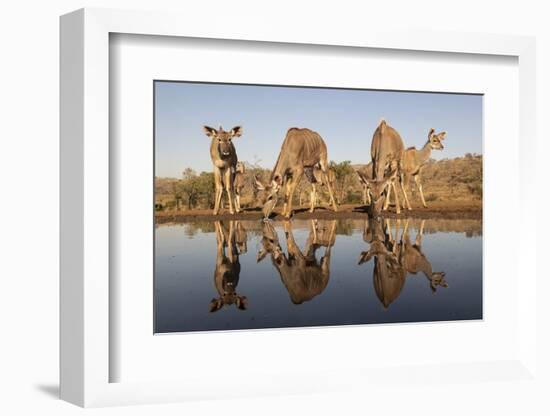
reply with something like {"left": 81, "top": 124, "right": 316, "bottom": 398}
{"left": 209, "top": 221, "right": 248, "bottom": 312}
{"left": 359, "top": 218, "right": 447, "bottom": 308}
{"left": 359, "top": 216, "right": 404, "bottom": 308}
{"left": 397, "top": 219, "right": 448, "bottom": 292}
{"left": 257, "top": 220, "right": 336, "bottom": 304}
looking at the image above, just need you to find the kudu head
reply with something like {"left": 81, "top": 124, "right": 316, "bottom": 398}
{"left": 257, "top": 220, "right": 283, "bottom": 263}
{"left": 235, "top": 161, "right": 246, "bottom": 174}
{"left": 209, "top": 273, "right": 248, "bottom": 313}
{"left": 359, "top": 217, "right": 397, "bottom": 265}
{"left": 429, "top": 271, "right": 448, "bottom": 292}
{"left": 254, "top": 175, "right": 282, "bottom": 219}
{"left": 203, "top": 125, "right": 242, "bottom": 159}
{"left": 364, "top": 168, "right": 397, "bottom": 217}
{"left": 209, "top": 264, "right": 248, "bottom": 313}
{"left": 427, "top": 128, "right": 446, "bottom": 150}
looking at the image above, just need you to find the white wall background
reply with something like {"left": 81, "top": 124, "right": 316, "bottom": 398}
{"left": 0, "top": 1, "right": 548, "bottom": 415}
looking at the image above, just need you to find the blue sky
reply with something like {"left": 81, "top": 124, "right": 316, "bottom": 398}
{"left": 155, "top": 81, "right": 482, "bottom": 178}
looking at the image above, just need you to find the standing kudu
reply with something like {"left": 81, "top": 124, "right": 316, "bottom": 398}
{"left": 203, "top": 125, "right": 243, "bottom": 215}
{"left": 364, "top": 120, "right": 410, "bottom": 215}
{"left": 257, "top": 220, "right": 336, "bottom": 304}
{"left": 401, "top": 129, "right": 446, "bottom": 208}
{"left": 254, "top": 128, "right": 338, "bottom": 219}
{"left": 209, "top": 221, "right": 248, "bottom": 312}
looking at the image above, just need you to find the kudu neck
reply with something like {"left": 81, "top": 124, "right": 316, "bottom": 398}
{"left": 417, "top": 140, "right": 433, "bottom": 163}
{"left": 270, "top": 151, "right": 290, "bottom": 181}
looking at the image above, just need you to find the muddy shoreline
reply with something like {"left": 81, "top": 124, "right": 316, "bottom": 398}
{"left": 155, "top": 203, "right": 482, "bottom": 224}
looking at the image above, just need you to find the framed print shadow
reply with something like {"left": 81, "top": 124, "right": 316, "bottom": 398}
{"left": 153, "top": 81, "right": 483, "bottom": 334}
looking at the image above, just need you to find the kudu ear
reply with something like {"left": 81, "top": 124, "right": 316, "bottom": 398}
{"left": 236, "top": 296, "right": 248, "bottom": 310}
{"left": 257, "top": 248, "right": 269, "bottom": 262}
{"left": 209, "top": 298, "right": 223, "bottom": 313}
{"left": 428, "top": 128, "right": 435, "bottom": 138}
{"left": 272, "top": 175, "right": 282, "bottom": 190}
{"left": 254, "top": 175, "right": 266, "bottom": 191}
{"left": 230, "top": 126, "right": 243, "bottom": 138}
{"left": 358, "top": 250, "right": 374, "bottom": 265}
{"left": 378, "top": 118, "right": 387, "bottom": 132}
{"left": 203, "top": 125, "right": 217, "bottom": 138}
{"left": 439, "top": 131, "right": 447, "bottom": 140}
{"left": 356, "top": 170, "right": 366, "bottom": 183}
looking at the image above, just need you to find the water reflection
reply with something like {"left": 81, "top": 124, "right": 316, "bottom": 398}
{"left": 257, "top": 220, "right": 336, "bottom": 304}
{"left": 209, "top": 221, "right": 248, "bottom": 312}
{"left": 359, "top": 218, "right": 447, "bottom": 309}
{"left": 155, "top": 218, "right": 482, "bottom": 332}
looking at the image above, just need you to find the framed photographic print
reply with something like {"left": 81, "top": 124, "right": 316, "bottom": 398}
{"left": 153, "top": 80, "right": 483, "bottom": 334}
{"left": 60, "top": 8, "right": 539, "bottom": 408}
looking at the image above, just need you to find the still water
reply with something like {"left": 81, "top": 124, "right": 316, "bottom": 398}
{"left": 155, "top": 218, "right": 482, "bottom": 333}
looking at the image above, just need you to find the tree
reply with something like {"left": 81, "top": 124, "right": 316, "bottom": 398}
{"left": 171, "top": 180, "right": 184, "bottom": 211}
{"left": 180, "top": 168, "right": 200, "bottom": 209}
{"left": 195, "top": 171, "right": 215, "bottom": 209}
{"left": 330, "top": 160, "right": 358, "bottom": 203}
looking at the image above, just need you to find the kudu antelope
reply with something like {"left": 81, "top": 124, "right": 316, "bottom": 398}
{"left": 396, "top": 219, "right": 448, "bottom": 292}
{"left": 209, "top": 221, "right": 248, "bottom": 312}
{"left": 358, "top": 217, "right": 405, "bottom": 309}
{"left": 364, "top": 120, "right": 411, "bottom": 215}
{"left": 203, "top": 125, "right": 243, "bottom": 215}
{"left": 400, "top": 129, "right": 446, "bottom": 208}
{"left": 254, "top": 128, "right": 338, "bottom": 219}
{"left": 257, "top": 220, "right": 336, "bottom": 304}
{"left": 359, "top": 218, "right": 448, "bottom": 309}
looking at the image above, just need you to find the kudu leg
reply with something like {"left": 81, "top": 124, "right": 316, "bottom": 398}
{"left": 392, "top": 181, "right": 401, "bottom": 214}
{"left": 320, "top": 163, "right": 338, "bottom": 212}
{"left": 282, "top": 179, "right": 292, "bottom": 217}
{"left": 327, "top": 180, "right": 338, "bottom": 212}
{"left": 283, "top": 221, "right": 300, "bottom": 253}
{"left": 399, "top": 173, "right": 412, "bottom": 210}
{"left": 383, "top": 182, "right": 392, "bottom": 211}
{"left": 235, "top": 194, "right": 240, "bottom": 212}
{"left": 285, "top": 171, "right": 303, "bottom": 218}
{"left": 223, "top": 168, "right": 235, "bottom": 214}
{"left": 383, "top": 180, "right": 401, "bottom": 213}
{"left": 213, "top": 170, "right": 224, "bottom": 215}
{"left": 416, "top": 219, "right": 425, "bottom": 246}
{"left": 363, "top": 184, "right": 371, "bottom": 206}
{"left": 415, "top": 175, "right": 428, "bottom": 208}
{"left": 385, "top": 218, "right": 393, "bottom": 243}
{"left": 227, "top": 221, "right": 236, "bottom": 259}
{"left": 310, "top": 184, "right": 317, "bottom": 213}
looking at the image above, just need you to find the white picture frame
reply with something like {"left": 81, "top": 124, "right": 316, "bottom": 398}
{"left": 60, "top": 7, "right": 538, "bottom": 407}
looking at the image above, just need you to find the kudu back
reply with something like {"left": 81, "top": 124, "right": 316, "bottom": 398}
{"left": 254, "top": 128, "right": 338, "bottom": 218}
